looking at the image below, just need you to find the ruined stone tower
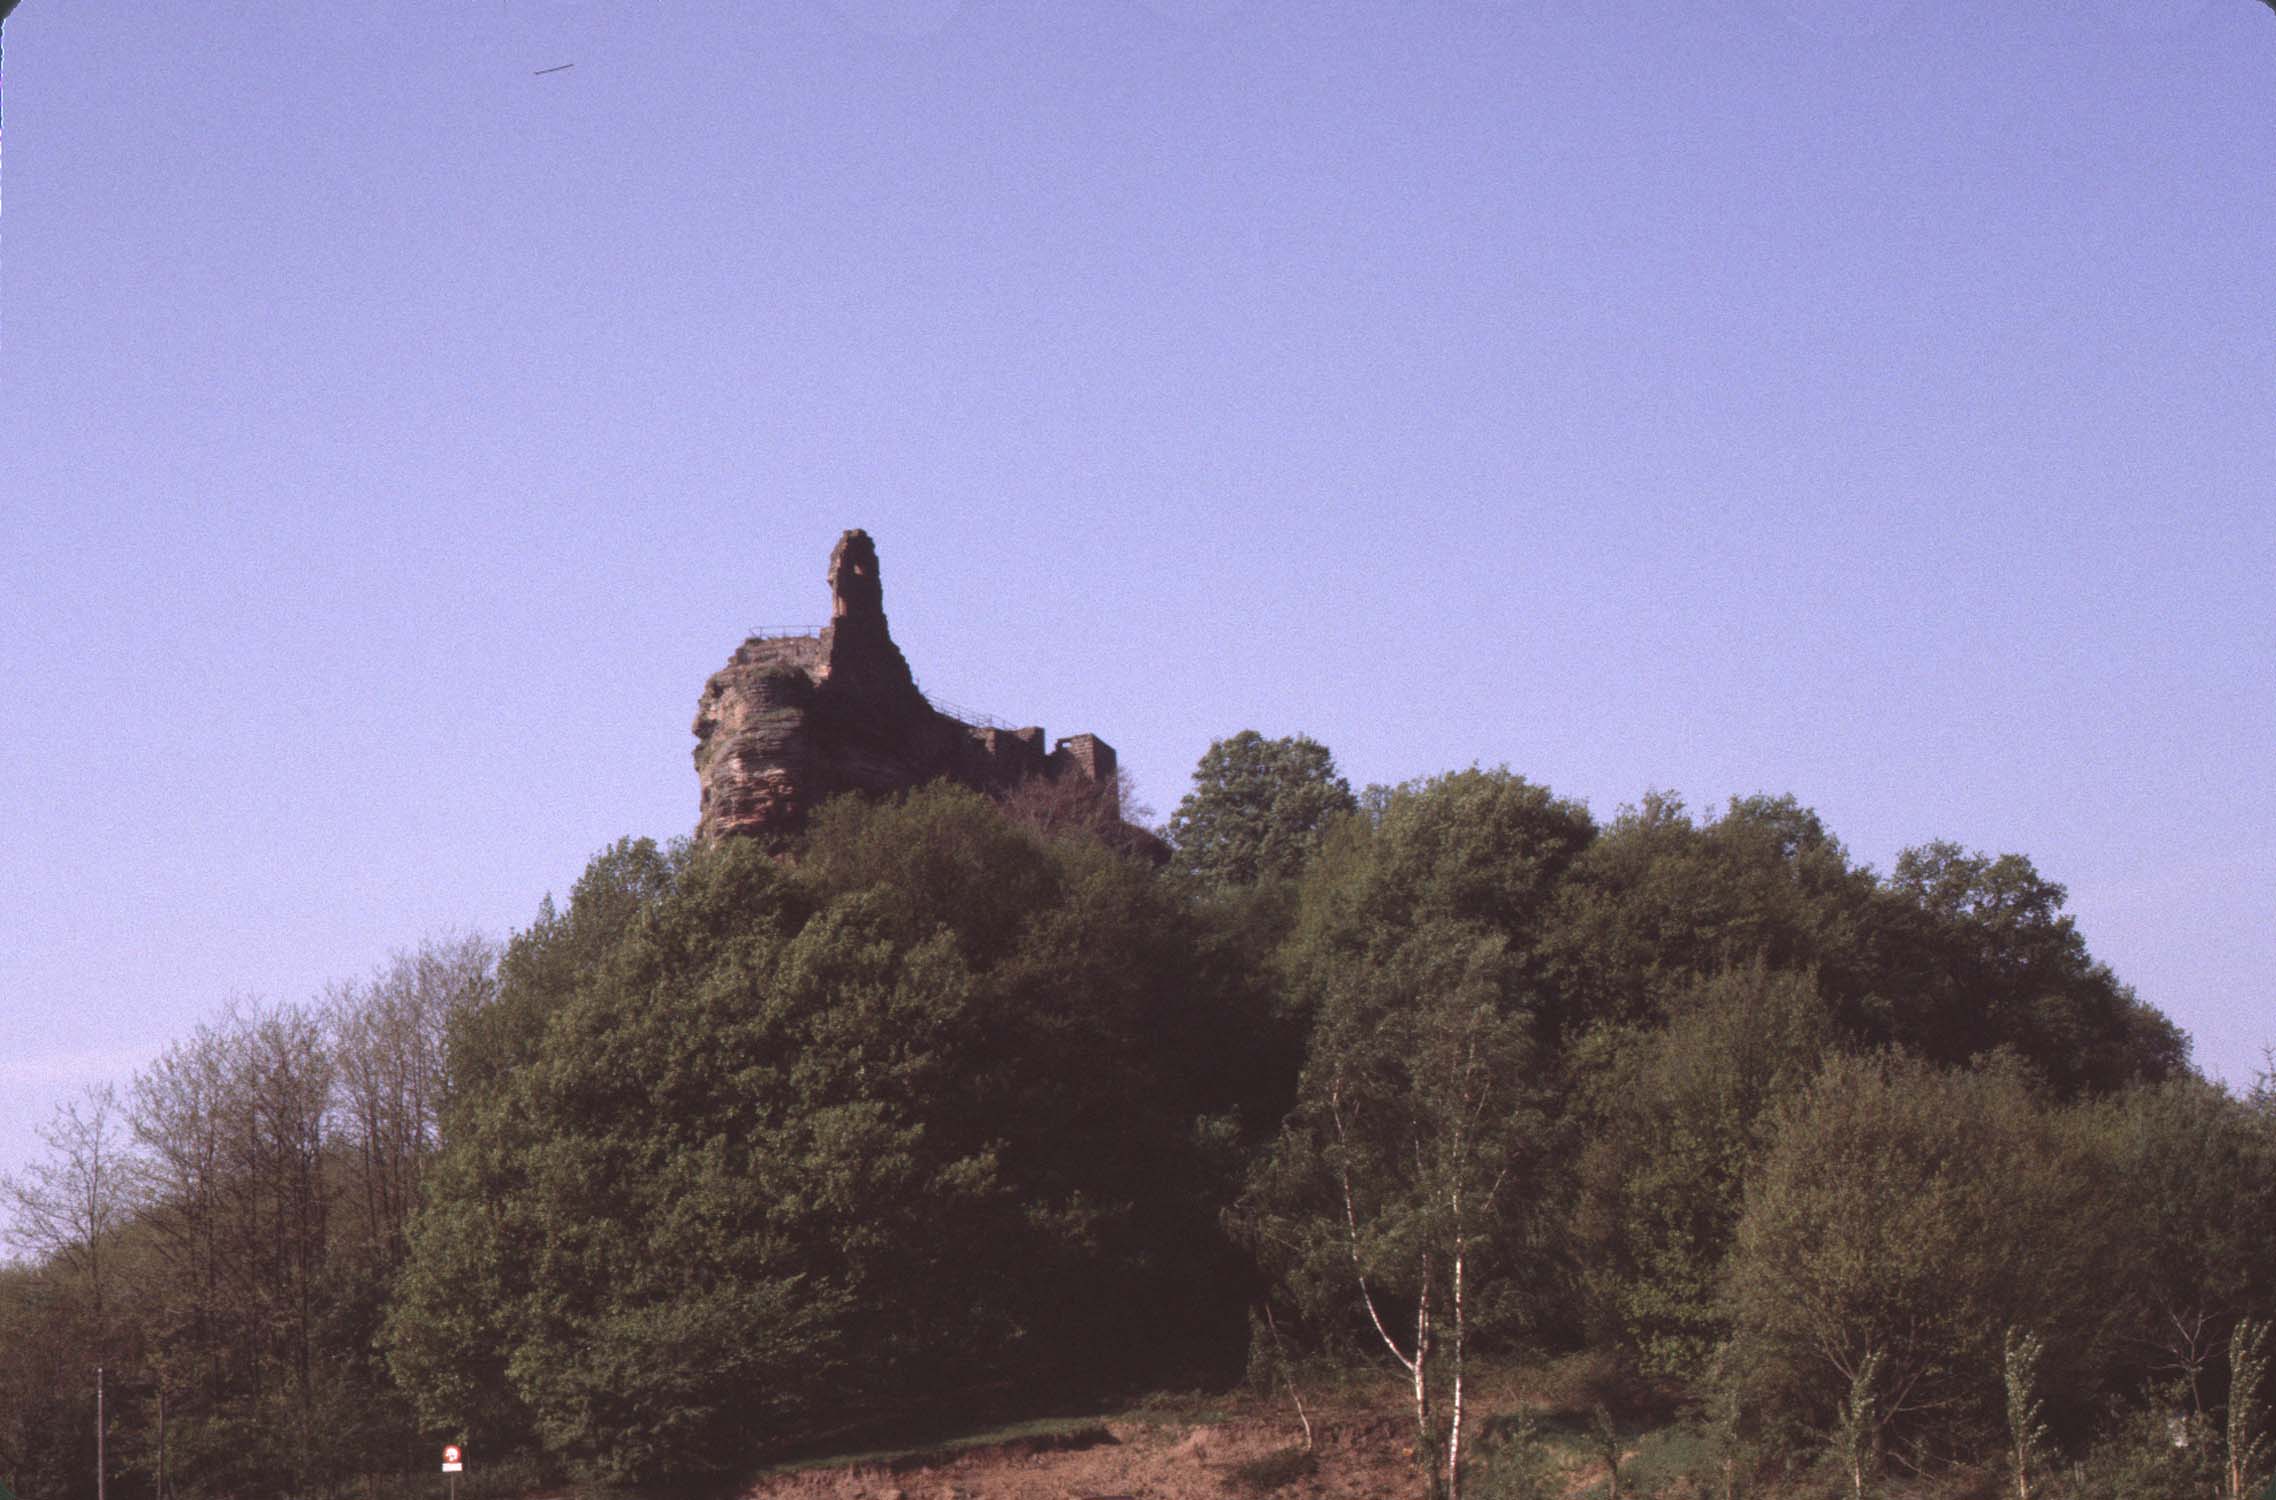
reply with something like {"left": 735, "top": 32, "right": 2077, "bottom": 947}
{"left": 692, "top": 530, "right": 1124, "bottom": 844}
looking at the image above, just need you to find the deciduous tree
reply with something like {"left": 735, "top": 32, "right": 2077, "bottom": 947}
{"left": 1726, "top": 1055, "right": 2120, "bottom": 1459}
{"left": 1573, "top": 963, "right": 1833, "bottom": 1376}
{"left": 1167, "top": 731, "right": 1356, "bottom": 889}
{"left": 393, "top": 790, "right": 1248, "bottom": 1479}
{"left": 2, "top": 1085, "right": 141, "bottom": 1346}
{"left": 1243, "top": 770, "right": 1587, "bottom": 1499}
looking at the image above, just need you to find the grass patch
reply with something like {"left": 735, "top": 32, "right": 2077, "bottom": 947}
{"left": 1478, "top": 1405, "right": 1597, "bottom": 1455}
{"left": 1224, "top": 1445, "right": 1319, "bottom": 1495}
{"left": 1116, "top": 1388, "right": 1237, "bottom": 1427}
{"left": 1619, "top": 1421, "right": 1710, "bottom": 1494}
{"left": 751, "top": 1414, "right": 1114, "bottom": 1476}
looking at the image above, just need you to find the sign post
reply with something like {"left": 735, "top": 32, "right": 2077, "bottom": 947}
{"left": 441, "top": 1443, "right": 464, "bottom": 1500}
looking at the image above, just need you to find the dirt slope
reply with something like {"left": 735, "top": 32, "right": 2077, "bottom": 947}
{"left": 739, "top": 1410, "right": 1422, "bottom": 1500}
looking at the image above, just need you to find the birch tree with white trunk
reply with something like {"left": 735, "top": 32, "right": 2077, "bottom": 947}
{"left": 1242, "top": 770, "right": 1586, "bottom": 1499}
{"left": 1244, "top": 919, "right": 1540, "bottom": 1500}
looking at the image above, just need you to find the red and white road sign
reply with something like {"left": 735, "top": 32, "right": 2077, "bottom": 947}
{"left": 442, "top": 1445, "right": 464, "bottom": 1473}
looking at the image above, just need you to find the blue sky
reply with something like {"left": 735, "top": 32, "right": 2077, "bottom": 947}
{"left": 2, "top": 0, "right": 2270, "bottom": 1191}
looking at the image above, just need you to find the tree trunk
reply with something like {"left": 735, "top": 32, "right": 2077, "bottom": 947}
{"left": 1414, "top": 1261, "right": 1437, "bottom": 1498}
{"left": 1262, "top": 1304, "right": 1313, "bottom": 1451}
{"left": 1446, "top": 1238, "right": 1466, "bottom": 1500}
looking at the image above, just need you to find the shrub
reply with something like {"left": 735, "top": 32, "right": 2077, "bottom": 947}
{"left": 2066, "top": 1404, "right": 2220, "bottom": 1500}
{"left": 1725, "top": 1054, "right": 2121, "bottom": 1458}
{"left": 1474, "top": 1412, "right": 1559, "bottom": 1500}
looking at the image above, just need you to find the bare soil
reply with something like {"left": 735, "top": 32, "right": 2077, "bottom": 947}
{"left": 733, "top": 1364, "right": 2001, "bottom": 1500}
{"left": 738, "top": 1397, "right": 1429, "bottom": 1500}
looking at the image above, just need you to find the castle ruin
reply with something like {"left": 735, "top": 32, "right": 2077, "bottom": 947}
{"left": 692, "top": 530, "right": 1124, "bottom": 844}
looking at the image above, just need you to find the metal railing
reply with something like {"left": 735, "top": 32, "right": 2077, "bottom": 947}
{"left": 927, "top": 694, "right": 1016, "bottom": 732}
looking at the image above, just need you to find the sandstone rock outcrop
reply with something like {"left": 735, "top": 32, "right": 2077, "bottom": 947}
{"left": 693, "top": 530, "right": 1126, "bottom": 845}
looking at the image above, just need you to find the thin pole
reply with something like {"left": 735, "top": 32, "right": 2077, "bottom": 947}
{"left": 1, "top": 7, "right": 10, "bottom": 359}
{"left": 96, "top": 1365, "right": 106, "bottom": 1500}
{"left": 1, "top": 4, "right": 12, "bottom": 358}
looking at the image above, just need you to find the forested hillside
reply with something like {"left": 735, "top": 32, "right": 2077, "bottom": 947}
{"left": 4, "top": 735, "right": 2269, "bottom": 1500}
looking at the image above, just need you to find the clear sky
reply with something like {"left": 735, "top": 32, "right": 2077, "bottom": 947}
{"left": 2, "top": 0, "right": 2270, "bottom": 1193}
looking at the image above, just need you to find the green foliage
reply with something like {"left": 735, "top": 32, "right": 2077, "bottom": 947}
{"left": 1589, "top": 1402, "right": 1624, "bottom": 1499}
{"left": 1573, "top": 963, "right": 1834, "bottom": 1377}
{"left": 1168, "top": 731, "right": 1357, "bottom": 889}
{"left": 1243, "top": 1305, "right": 1317, "bottom": 1451}
{"left": 1241, "top": 914, "right": 1544, "bottom": 1363}
{"left": 2003, "top": 1328, "right": 2050, "bottom": 1500}
{"left": 1541, "top": 803, "right": 2180, "bottom": 1095}
{"left": 1473, "top": 1412, "right": 1558, "bottom": 1500}
{"left": 2076, "top": 1078, "right": 2276, "bottom": 1418}
{"left": 1829, "top": 1349, "right": 1883, "bottom": 1500}
{"left": 1876, "top": 841, "right": 2187, "bottom": 1094}
{"left": 1241, "top": 770, "right": 1588, "bottom": 1495}
{"left": 1538, "top": 792, "right": 1872, "bottom": 1044}
{"left": 1245, "top": 779, "right": 1589, "bottom": 1337}
{"left": 1725, "top": 1054, "right": 2123, "bottom": 1458}
{"left": 0, "top": 1264, "right": 91, "bottom": 1500}
{"left": 0, "top": 745, "right": 2238, "bottom": 1499}
{"left": 1604, "top": 1420, "right": 1717, "bottom": 1498}
{"left": 392, "top": 788, "right": 1250, "bottom": 1480}
{"left": 447, "top": 837, "right": 681, "bottom": 1106}
{"left": 2066, "top": 1404, "right": 2222, "bottom": 1500}
{"left": 1285, "top": 768, "right": 1592, "bottom": 1022}
{"left": 1699, "top": 1343, "right": 1759, "bottom": 1499}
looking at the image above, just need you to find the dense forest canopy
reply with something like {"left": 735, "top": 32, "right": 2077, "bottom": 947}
{"left": 2, "top": 740, "right": 2267, "bottom": 1500}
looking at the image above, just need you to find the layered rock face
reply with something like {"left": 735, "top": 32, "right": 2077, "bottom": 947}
{"left": 693, "top": 530, "right": 1124, "bottom": 844}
